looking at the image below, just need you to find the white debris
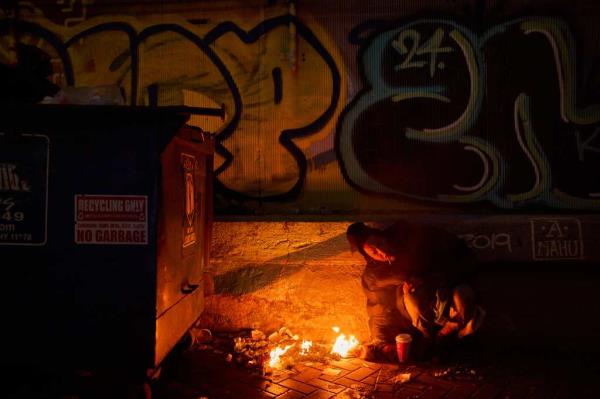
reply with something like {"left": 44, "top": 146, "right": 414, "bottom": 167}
{"left": 251, "top": 330, "right": 266, "bottom": 340}
{"left": 393, "top": 373, "right": 412, "bottom": 384}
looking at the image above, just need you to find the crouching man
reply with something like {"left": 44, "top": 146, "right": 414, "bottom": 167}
{"left": 346, "top": 221, "right": 485, "bottom": 361}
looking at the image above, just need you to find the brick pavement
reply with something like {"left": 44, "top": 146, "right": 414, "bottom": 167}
{"left": 4, "top": 341, "right": 598, "bottom": 398}
{"left": 152, "top": 343, "right": 600, "bottom": 399}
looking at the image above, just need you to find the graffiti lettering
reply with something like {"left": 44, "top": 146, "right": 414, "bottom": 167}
{"left": 459, "top": 233, "right": 512, "bottom": 252}
{"left": 535, "top": 240, "right": 581, "bottom": 259}
{"left": 337, "top": 17, "right": 600, "bottom": 209}
{"left": 574, "top": 128, "right": 600, "bottom": 162}
{"left": 3, "top": 6, "right": 600, "bottom": 213}
{"left": 530, "top": 218, "right": 584, "bottom": 260}
{"left": 0, "top": 12, "right": 342, "bottom": 203}
{"left": 392, "top": 28, "right": 454, "bottom": 77}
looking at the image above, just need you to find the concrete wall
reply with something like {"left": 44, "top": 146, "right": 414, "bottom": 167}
{"left": 200, "top": 221, "right": 369, "bottom": 341}
{"left": 199, "top": 219, "right": 600, "bottom": 341}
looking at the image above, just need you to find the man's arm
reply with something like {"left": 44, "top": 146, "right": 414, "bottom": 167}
{"left": 362, "top": 266, "right": 406, "bottom": 290}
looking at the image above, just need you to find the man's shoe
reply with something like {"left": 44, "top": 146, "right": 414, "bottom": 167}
{"left": 359, "top": 343, "right": 398, "bottom": 363}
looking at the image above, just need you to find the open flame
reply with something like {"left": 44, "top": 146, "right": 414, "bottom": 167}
{"left": 262, "top": 326, "right": 359, "bottom": 371}
{"left": 331, "top": 327, "right": 359, "bottom": 358}
{"left": 300, "top": 340, "right": 312, "bottom": 355}
{"left": 268, "top": 344, "right": 294, "bottom": 369}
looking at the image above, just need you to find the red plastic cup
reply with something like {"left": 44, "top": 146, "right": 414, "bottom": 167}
{"left": 395, "top": 334, "right": 412, "bottom": 363}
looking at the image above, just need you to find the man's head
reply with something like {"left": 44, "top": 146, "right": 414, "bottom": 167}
{"left": 362, "top": 234, "right": 395, "bottom": 263}
{"left": 346, "top": 222, "right": 396, "bottom": 263}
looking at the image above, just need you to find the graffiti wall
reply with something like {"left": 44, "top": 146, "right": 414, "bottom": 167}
{"left": 2, "top": 0, "right": 600, "bottom": 214}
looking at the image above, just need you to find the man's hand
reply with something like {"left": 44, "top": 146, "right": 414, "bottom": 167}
{"left": 402, "top": 277, "right": 424, "bottom": 294}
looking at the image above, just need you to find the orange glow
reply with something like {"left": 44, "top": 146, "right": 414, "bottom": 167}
{"left": 269, "top": 344, "right": 294, "bottom": 369}
{"left": 300, "top": 340, "right": 312, "bottom": 355}
{"left": 331, "top": 332, "right": 359, "bottom": 358}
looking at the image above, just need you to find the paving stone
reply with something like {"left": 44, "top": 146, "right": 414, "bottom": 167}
{"left": 399, "top": 378, "right": 430, "bottom": 391}
{"left": 374, "top": 383, "right": 394, "bottom": 393}
{"left": 221, "top": 382, "right": 274, "bottom": 399}
{"left": 416, "top": 386, "right": 451, "bottom": 399}
{"left": 276, "top": 390, "right": 304, "bottom": 399}
{"left": 500, "top": 382, "right": 534, "bottom": 399}
{"left": 394, "top": 387, "right": 425, "bottom": 399}
{"left": 305, "top": 389, "right": 335, "bottom": 399}
{"left": 307, "top": 378, "right": 346, "bottom": 393}
{"left": 263, "top": 382, "right": 290, "bottom": 396}
{"left": 334, "top": 377, "right": 372, "bottom": 390}
{"left": 415, "top": 373, "right": 458, "bottom": 390}
{"left": 344, "top": 366, "right": 377, "bottom": 381}
{"left": 191, "top": 384, "right": 230, "bottom": 399}
{"left": 390, "top": 366, "right": 422, "bottom": 383}
{"left": 445, "top": 382, "right": 479, "bottom": 399}
{"left": 329, "top": 359, "right": 362, "bottom": 371}
{"left": 319, "top": 369, "right": 350, "bottom": 382}
{"left": 293, "top": 364, "right": 311, "bottom": 373}
{"left": 373, "top": 393, "right": 394, "bottom": 399}
{"left": 307, "top": 362, "right": 330, "bottom": 370}
{"left": 362, "top": 375, "right": 377, "bottom": 384}
{"left": 346, "top": 357, "right": 376, "bottom": 369}
{"left": 471, "top": 383, "right": 503, "bottom": 399}
{"left": 151, "top": 337, "right": 600, "bottom": 399}
{"left": 240, "top": 373, "right": 273, "bottom": 388}
{"left": 379, "top": 367, "right": 405, "bottom": 383}
{"left": 270, "top": 370, "right": 297, "bottom": 383}
{"left": 293, "top": 367, "right": 325, "bottom": 383}
{"left": 279, "top": 378, "right": 318, "bottom": 394}
{"left": 357, "top": 360, "right": 383, "bottom": 370}
{"left": 332, "top": 388, "right": 363, "bottom": 398}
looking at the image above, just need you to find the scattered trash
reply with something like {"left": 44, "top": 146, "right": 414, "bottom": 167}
{"left": 334, "top": 390, "right": 362, "bottom": 399}
{"left": 191, "top": 327, "right": 354, "bottom": 376}
{"left": 190, "top": 328, "right": 213, "bottom": 345}
{"left": 432, "top": 365, "right": 481, "bottom": 380}
{"left": 335, "top": 385, "right": 375, "bottom": 399}
{"left": 393, "top": 373, "right": 412, "bottom": 384}
{"left": 433, "top": 368, "right": 451, "bottom": 378}
{"left": 268, "top": 331, "right": 280, "bottom": 342}
{"left": 41, "top": 85, "right": 124, "bottom": 105}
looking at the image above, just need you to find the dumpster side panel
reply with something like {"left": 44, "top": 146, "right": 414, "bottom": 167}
{"left": 155, "top": 129, "right": 213, "bottom": 365}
